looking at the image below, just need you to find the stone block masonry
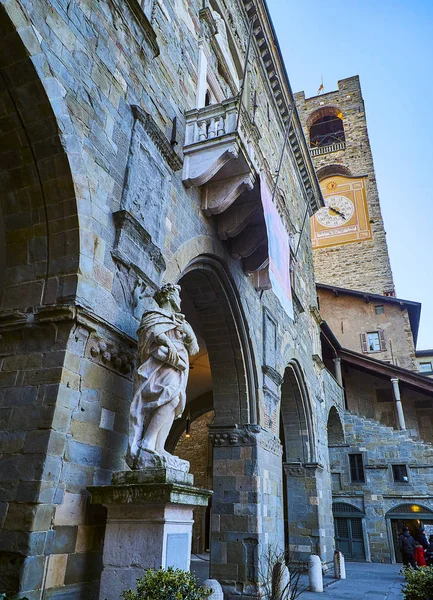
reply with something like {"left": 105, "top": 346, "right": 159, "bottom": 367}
{"left": 0, "top": 0, "right": 337, "bottom": 597}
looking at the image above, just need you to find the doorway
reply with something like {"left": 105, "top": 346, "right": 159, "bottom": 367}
{"left": 333, "top": 503, "right": 366, "bottom": 561}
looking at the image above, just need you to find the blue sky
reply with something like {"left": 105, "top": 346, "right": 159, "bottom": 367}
{"left": 266, "top": 0, "right": 433, "bottom": 350}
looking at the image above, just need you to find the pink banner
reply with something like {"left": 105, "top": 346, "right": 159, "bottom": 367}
{"left": 260, "top": 174, "right": 293, "bottom": 319}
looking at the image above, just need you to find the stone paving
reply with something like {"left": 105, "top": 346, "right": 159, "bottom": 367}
{"left": 302, "top": 562, "right": 404, "bottom": 599}
{"left": 191, "top": 558, "right": 405, "bottom": 599}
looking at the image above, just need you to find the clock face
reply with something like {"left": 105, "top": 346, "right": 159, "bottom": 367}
{"left": 315, "top": 195, "right": 355, "bottom": 228}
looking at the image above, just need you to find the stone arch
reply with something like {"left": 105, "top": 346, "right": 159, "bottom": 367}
{"left": 280, "top": 360, "right": 315, "bottom": 463}
{"left": 0, "top": 4, "right": 80, "bottom": 311}
{"left": 307, "top": 105, "right": 343, "bottom": 128}
{"left": 178, "top": 254, "right": 258, "bottom": 424}
{"left": 327, "top": 406, "right": 345, "bottom": 445}
{"left": 307, "top": 106, "right": 345, "bottom": 149}
{"left": 316, "top": 164, "right": 353, "bottom": 181}
{"left": 386, "top": 504, "right": 433, "bottom": 516}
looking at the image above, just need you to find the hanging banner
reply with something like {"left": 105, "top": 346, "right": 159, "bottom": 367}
{"left": 260, "top": 174, "right": 293, "bottom": 319}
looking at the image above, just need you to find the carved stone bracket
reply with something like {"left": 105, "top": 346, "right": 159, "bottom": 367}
{"left": 201, "top": 173, "right": 254, "bottom": 216}
{"left": 85, "top": 333, "right": 135, "bottom": 378}
{"left": 217, "top": 200, "right": 261, "bottom": 239}
{"left": 283, "top": 461, "right": 324, "bottom": 478}
{"left": 209, "top": 424, "right": 282, "bottom": 456}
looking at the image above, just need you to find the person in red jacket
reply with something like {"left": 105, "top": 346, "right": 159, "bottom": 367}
{"left": 414, "top": 543, "right": 427, "bottom": 567}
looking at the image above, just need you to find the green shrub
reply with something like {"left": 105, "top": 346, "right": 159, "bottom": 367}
{"left": 120, "top": 567, "right": 212, "bottom": 600}
{"left": 402, "top": 566, "right": 433, "bottom": 600}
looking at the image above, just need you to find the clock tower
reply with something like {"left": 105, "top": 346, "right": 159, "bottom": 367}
{"left": 294, "top": 76, "right": 395, "bottom": 296}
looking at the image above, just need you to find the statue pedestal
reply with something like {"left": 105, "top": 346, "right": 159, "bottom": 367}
{"left": 89, "top": 468, "right": 212, "bottom": 600}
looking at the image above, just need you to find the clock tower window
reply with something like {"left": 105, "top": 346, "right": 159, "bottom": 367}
{"left": 309, "top": 114, "right": 345, "bottom": 148}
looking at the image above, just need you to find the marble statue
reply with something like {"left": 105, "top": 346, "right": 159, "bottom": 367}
{"left": 127, "top": 282, "right": 199, "bottom": 469}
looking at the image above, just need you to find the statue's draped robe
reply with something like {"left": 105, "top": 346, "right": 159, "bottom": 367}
{"left": 129, "top": 309, "right": 191, "bottom": 456}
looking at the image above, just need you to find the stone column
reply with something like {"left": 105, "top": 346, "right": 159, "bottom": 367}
{"left": 283, "top": 462, "right": 333, "bottom": 564}
{"left": 209, "top": 424, "right": 283, "bottom": 600}
{"left": 333, "top": 358, "right": 343, "bottom": 387}
{"left": 89, "top": 466, "right": 211, "bottom": 600}
{"left": 391, "top": 378, "right": 406, "bottom": 430}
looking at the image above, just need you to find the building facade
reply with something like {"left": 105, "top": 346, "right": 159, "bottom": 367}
{"left": 0, "top": 1, "right": 345, "bottom": 598}
{"left": 317, "top": 284, "right": 420, "bottom": 371}
{"left": 295, "top": 77, "right": 433, "bottom": 564}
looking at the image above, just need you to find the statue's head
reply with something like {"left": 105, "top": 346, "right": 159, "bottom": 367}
{"left": 154, "top": 283, "right": 181, "bottom": 311}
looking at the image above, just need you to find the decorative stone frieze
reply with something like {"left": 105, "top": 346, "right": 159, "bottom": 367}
{"left": 209, "top": 424, "right": 282, "bottom": 456}
{"left": 283, "top": 461, "right": 324, "bottom": 478}
{"left": 85, "top": 334, "right": 135, "bottom": 377}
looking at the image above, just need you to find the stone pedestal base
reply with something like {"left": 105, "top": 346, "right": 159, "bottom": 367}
{"left": 89, "top": 469, "right": 211, "bottom": 600}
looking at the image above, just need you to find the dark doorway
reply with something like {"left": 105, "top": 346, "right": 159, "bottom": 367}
{"left": 334, "top": 517, "right": 365, "bottom": 561}
{"left": 333, "top": 503, "right": 366, "bottom": 561}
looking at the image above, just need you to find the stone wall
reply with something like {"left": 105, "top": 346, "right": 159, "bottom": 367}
{"left": 0, "top": 0, "right": 334, "bottom": 598}
{"left": 295, "top": 76, "right": 395, "bottom": 295}
{"left": 318, "top": 288, "right": 417, "bottom": 371}
{"left": 330, "top": 410, "right": 433, "bottom": 563}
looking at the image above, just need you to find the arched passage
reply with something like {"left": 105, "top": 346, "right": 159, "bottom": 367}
{"left": 280, "top": 361, "right": 314, "bottom": 463}
{"left": 0, "top": 5, "right": 80, "bottom": 311}
{"left": 280, "top": 361, "right": 328, "bottom": 560}
{"left": 0, "top": 8, "right": 80, "bottom": 597}
{"left": 166, "top": 255, "right": 260, "bottom": 592}
{"left": 386, "top": 504, "right": 433, "bottom": 563}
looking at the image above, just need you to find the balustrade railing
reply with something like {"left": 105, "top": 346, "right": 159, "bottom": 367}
{"left": 184, "top": 97, "right": 239, "bottom": 146}
{"left": 310, "top": 141, "right": 346, "bottom": 156}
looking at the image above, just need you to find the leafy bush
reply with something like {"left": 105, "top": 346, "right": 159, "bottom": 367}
{"left": 402, "top": 566, "right": 433, "bottom": 600}
{"left": 120, "top": 567, "right": 212, "bottom": 600}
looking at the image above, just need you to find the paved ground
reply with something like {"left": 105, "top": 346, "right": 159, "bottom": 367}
{"left": 191, "top": 558, "right": 405, "bottom": 599}
{"left": 302, "top": 562, "right": 404, "bottom": 599}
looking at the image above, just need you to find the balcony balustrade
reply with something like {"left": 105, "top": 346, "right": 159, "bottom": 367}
{"left": 310, "top": 141, "right": 346, "bottom": 157}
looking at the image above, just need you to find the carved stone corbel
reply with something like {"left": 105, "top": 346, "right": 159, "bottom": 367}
{"left": 201, "top": 173, "right": 254, "bottom": 216}
{"left": 217, "top": 198, "right": 261, "bottom": 239}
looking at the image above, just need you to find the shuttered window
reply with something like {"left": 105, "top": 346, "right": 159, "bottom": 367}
{"left": 360, "top": 330, "right": 386, "bottom": 353}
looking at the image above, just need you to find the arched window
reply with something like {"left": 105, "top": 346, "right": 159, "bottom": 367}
{"left": 310, "top": 115, "right": 345, "bottom": 147}
{"left": 308, "top": 107, "right": 345, "bottom": 148}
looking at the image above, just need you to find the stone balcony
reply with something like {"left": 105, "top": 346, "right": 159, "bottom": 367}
{"left": 182, "top": 97, "right": 271, "bottom": 286}
{"left": 182, "top": 97, "right": 259, "bottom": 213}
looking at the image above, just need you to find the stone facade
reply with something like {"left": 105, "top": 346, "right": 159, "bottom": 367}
{"left": 295, "top": 76, "right": 395, "bottom": 295}
{"left": 330, "top": 410, "right": 433, "bottom": 563}
{"left": 0, "top": 1, "right": 340, "bottom": 598}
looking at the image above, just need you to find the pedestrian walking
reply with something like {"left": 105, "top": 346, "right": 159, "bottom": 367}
{"left": 398, "top": 526, "right": 417, "bottom": 568}
{"left": 414, "top": 542, "right": 426, "bottom": 567}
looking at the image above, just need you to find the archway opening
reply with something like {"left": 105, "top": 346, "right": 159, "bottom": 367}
{"left": 327, "top": 407, "right": 345, "bottom": 446}
{"left": 280, "top": 362, "right": 316, "bottom": 559}
{"left": 166, "top": 258, "right": 254, "bottom": 584}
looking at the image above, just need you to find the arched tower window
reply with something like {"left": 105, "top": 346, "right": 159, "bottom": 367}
{"left": 308, "top": 107, "right": 345, "bottom": 148}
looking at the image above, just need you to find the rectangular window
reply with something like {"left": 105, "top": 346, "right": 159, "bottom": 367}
{"left": 349, "top": 454, "right": 365, "bottom": 483}
{"left": 367, "top": 332, "right": 381, "bottom": 352}
{"left": 360, "top": 331, "right": 386, "bottom": 353}
{"left": 392, "top": 464, "right": 408, "bottom": 483}
{"left": 419, "top": 362, "right": 433, "bottom": 373}
{"left": 374, "top": 305, "right": 384, "bottom": 315}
